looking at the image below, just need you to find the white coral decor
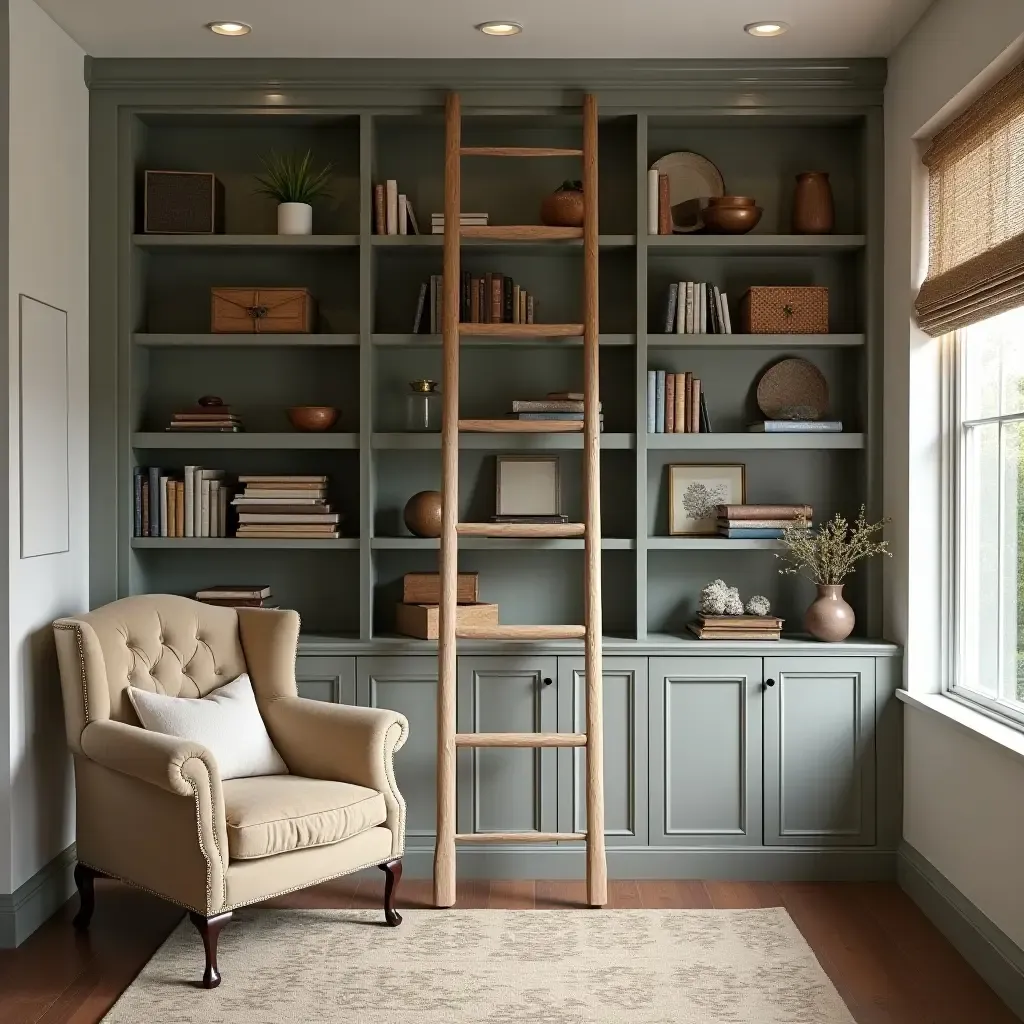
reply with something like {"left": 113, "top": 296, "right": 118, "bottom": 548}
{"left": 745, "top": 595, "right": 771, "bottom": 616}
{"left": 723, "top": 588, "right": 744, "bottom": 616}
{"left": 700, "top": 579, "right": 745, "bottom": 616}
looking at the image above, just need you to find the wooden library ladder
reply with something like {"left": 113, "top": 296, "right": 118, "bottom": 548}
{"left": 434, "top": 92, "right": 607, "bottom": 908}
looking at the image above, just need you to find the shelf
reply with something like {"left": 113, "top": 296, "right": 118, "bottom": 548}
{"left": 372, "top": 333, "right": 635, "bottom": 347}
{"left": 646, "top": 432, "right": 864, "bottom": 450}
{"left": 371, "top": 234, "right": 634, "bottom": 250}
{"left": 131, "top": 537, "right": 359, "bottom": 550}
{"left": 646, "top": 333, "right": 864, "bottom": 348}
{"left": 132, "top": 234, "right": 360, "bottom": 250}
{"left": 134, "top": 333, "right": 360, "bottom": 348}
{"left": 372, "top": 432, "right": 635, "bottom": 450}
{"left": 371, "top": 537, "right": 635, "bottom": 550}
{"left": 645, "top": 234, "right": 865, "bottom": 255}
{"left": 647, "top": 537, "right": 782, "bottom": 550}
{"left": 131, "top": 432, "right": 360, "bottom": 449}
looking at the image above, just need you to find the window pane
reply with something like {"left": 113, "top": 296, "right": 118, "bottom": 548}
{"left": 962, "top": 304, "right": 1024, "bottom": 419}
{"left": 999, "top": 307, "right": 1024, "bottom": 416}
{"left": 1004, "top": 421, "right": 1024, "bottom": 704}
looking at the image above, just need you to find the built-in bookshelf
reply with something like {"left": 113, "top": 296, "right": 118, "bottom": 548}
{"left": 96, "top": 69, "right": 883, "bottom": 645}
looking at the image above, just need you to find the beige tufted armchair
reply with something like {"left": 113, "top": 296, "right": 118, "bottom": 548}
{"left": 53, "top": 594, "right": 408, "bottom": 988}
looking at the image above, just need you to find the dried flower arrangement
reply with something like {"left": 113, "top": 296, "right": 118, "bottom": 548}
{"left": 777, "top": 505, "right": 891, "bottom": 585}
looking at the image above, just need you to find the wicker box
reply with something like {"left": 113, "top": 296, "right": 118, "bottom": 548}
{"left": 740, "top": 286, "right": 829, "bottom": 334}
{"left": 395, "top": 602, "right": 499, "bottom": 640}
{"left": 144, "top": 170, "right": 224, "bottom": 234}
{"left": 403, "top": 572, "right": 479, "bottom": 605}
{"left": 211, "top": 287, "right": 315, "bottom": 334}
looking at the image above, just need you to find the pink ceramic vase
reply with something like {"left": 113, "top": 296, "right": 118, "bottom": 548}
{"left": 804, "top": 584, "right": 854, "bottom": 642}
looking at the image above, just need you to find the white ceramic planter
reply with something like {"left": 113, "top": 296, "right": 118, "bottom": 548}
{"left": 278, "top": 202, "right": 313, "bottom": 235}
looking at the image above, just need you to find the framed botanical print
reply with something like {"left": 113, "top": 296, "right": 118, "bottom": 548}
{"left": 668, "top": 463, "right": 745, "bottom": 535}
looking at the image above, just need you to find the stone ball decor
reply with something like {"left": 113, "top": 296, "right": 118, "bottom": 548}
{"left": 745, "top": 595, "right": 771, "bottom": 616}
{"left": 540, "top": 180, "right": 585, "bottom": 228}
{"left": 403, "top": 490, "right": 443, "bottom": 538}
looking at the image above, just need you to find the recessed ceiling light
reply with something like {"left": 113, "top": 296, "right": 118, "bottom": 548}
{"left": 206, "top": 21, "right": 252, "bottom": 36}
{"left": 744, "top": 21, "right": 789, "bottom": 37}
{"left": 475, "top": 21, "right": 523, "bottom": 36}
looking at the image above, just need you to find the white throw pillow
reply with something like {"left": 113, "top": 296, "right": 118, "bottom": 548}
{"left": 128, "top": 673, "right": 288, "bottom": 781}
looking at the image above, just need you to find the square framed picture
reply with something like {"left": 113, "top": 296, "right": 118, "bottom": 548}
{"left": 668, "top": 463, "right": 745, "bottom": 535}
{"left": 496, "top": 456, "right": 560, "bottom": 516}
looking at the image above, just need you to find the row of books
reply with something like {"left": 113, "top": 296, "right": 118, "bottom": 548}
{"left": 716, "top": 503, "right": 813, "bottom": 540}
{"left": 133, "top": 466, "right": 229, "bottom": 538}
{"left": 431, "top": 212, "right": 488, "bottom": 233}
{"left": 195, "top": 584, "right": 276, "bottom": 609}
{"left": 688, "top": 614, "right": 783, "bottom": 641}
{"left": 412, "top": 273, "right": 536, "bottom": 333}
{"left": 508, "top": 393, "right": 603, "bottom": 427}
{"left": 647, "top": 371, "right": 709, "bottom": 433}
{"left": 373, "top": 181, "right": 420, "bottom": 235}
{"left": 662, "top": 282, "right": 733, "bottom": 334}
{"left": 233, "top": 475, "right": 341, "bottom": 540}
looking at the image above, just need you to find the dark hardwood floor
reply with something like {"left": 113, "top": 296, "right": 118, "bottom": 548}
{"left": 0, "top": 876, "right": 1016, "bottom": 1023}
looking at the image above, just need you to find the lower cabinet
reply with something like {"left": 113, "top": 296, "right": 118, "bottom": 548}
{"left": 295, "top": 656, "right": 355, "bottom": 705}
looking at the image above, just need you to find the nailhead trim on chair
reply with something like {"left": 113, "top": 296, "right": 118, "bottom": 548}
{"left": 54, "top": 621, "right": 90, "bottom": 726}
{"left": 180, "top": 755, "right": 228, "bottom": 914}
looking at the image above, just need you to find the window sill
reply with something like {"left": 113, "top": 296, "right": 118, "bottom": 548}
{"left": 897, "top": 690, "right": 1024, "bottom": 765}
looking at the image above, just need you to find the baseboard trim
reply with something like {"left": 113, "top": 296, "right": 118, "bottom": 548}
{"left": 898, "top": 842, "right": 1024, "bottom": 1021}
{"left": 0, "top": 844, "right": 77, "bottom": 948}
{"left": 392, "top": 846, "right": 896, "bottom": 881}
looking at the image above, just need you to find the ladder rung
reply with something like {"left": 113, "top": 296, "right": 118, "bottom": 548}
{"left": 460, "top": 146, "right": 584, "bottom": 158}
{"left": 457, "top": 522, "right": 585, "bottom": 538}
{"left": 455, "top": 832, "right": 587, "bottom": 843}
{"left": 461, "top": 225, "right": 582, "bottom": 241}
{"left": 458, "top": 323, "right": 583, "bottom": 338}
{"left": 456, "top": 625, "right": 586, "bottom": 640}
{"left": 458, "top": 418, "right": 583, "bottom": 433}
{"left": 455, "top": 732, "right": 587, "bottom": 747}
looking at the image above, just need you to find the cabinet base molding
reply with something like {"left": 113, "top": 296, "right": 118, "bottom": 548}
{"left": 392, "top": 846, "right": 896, "bottom": 881}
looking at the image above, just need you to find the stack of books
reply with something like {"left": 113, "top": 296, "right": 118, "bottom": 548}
{"left": 716, "top": 503, "right": 813, "bottom": 540}
{"left": 688, "top": 614, "right": 783, "bottom": 641}
{"left": 749, "top": 420, "right": 843, "bottom": 433}
{"left": 509, "top": 392, "right": 603, "bottom": 430}
{"left": 373, "top": 180, "right": 419, "bottom": 235}
{"left": 133, "top": 466, "right": 229, "bottom": 538}
{"left": 166, "top": 403, "right": 242, "bottom": 433}
{"left": 647, "top": 370, "right": 709, "bottom": 433}
{"left": 662, "top": 282, "right": 732, "bottom": 334}
{"left": 431, "top": 212, "right": 488, "bottom": 234}
{"left": 195, "top": 585, "right": 276, "bottom": 609}
{"left": 232, "top": 476, "right": 340, "bottom": 540}
{"left": 413, "top": 271, "right": 536, "bottom": 333}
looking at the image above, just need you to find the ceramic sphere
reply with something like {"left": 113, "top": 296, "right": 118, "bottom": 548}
{"left": 404, "top": 490, "right": 443, "bottom": 538}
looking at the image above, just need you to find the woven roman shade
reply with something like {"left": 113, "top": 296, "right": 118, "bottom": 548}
{"left": 915, "top": 58, "right": 1024, "bottom": 336}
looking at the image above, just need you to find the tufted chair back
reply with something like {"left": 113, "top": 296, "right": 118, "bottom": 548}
{"left": 53, "top": 594, "right": 249, "bottom": 752}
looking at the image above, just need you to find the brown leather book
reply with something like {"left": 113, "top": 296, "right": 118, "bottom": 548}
{"left": 716, "top": 504, "right": 813, "bottom": 520}
{"left": 690, "top": 377, "right": 701, "bottom": 433}
{"left": 374, "top": 184, "right": 385, "bottom": 234}
{"left": 665, "top": 372, "right": 675, "bottom": 433}
{"left": 141, "top": 479, "right": 150, "bottom": 537}
{"left": 470, "top": 278, "right": 481, "bottom": 323}
{"left": 675, "top": 373, "right": 688, "bottom": 433}
{"left": 490, "top": 274, "right": 503, "bottom": 324}
{"left": 175, "top": 481, "right": 185, "bottom": 537}
{"left": 658, "top": 174, "right": 671, "bottom": 235}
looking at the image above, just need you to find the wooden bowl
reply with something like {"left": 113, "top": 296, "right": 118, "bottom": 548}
{"left": 701, "top": 203, "right": 762, "bottom": 234}
{"left": 287, "top": 406, "right": 339, "bottom": 432}
{"left": 708, "top": 195, "right": 757, "bottom": 207}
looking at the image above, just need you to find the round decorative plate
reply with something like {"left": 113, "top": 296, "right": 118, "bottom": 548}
{"left": 650, "top": 151, "right": 726, "bottom": 233}
{"left": 756, "top": 358, "right": 829, "bottom": 421}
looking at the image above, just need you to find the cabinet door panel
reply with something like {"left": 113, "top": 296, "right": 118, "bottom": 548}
{"left": 649, "top": 657, "right": 763, "bottom": 846}
{"left": 295, "top": 656, "right": 355, "bottom": 705}
{"left": 763, "top": 656, "right": 876, "bottom": 846}
{"left": 457, "top": 656, "right": 558, "bottom": 837}
{"left": 557, "top": 657, "right": 648, "bottom": 846}
{"left": 357, "top": 656, "right": 438, "bottom": 847}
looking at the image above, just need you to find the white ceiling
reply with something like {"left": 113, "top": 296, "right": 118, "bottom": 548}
{"left": 36, "top": 0, "right": 932, "bottom": 59}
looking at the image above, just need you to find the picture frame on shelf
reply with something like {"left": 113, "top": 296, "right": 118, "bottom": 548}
{"left": 496, "top": 456, "right": 560, "bottom": 516}
{"left": 668, "top": 463, "right": 745, "bottom": 535}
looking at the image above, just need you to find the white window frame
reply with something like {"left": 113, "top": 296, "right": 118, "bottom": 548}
{"left": 947, "top": 323, "right": 1024, "bottom": 731}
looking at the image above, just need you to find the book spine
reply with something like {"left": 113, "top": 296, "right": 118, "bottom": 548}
{"left": 210, "top": 481, "right": 221, "bottom": 538}
{"left": 657, "top": 174, "right": 671, "bottom": 235}
{"left": 674, "top": 281, "right": 685, "bottom": 336}
{"left": 502, "top": 276, "right": 513, "bottom": 323}
{"left": 684, "top": 283, "right": 694, "bottom": 334}
{"left": 519, "top": 289, "right": 527, "bottom": 325}
{"left": 664, "top": 372, "right": 675, "bottom": 433}
{"left": 491, "top": 274, "right": 503, "bottom": 324}
{"left": 430, "top": 275, "right": 438, "bottom": 334}
{"left": 219, "top": 484, "right": 228, "bottom": 538}
{"left": 511, "top": 400, "right": 587, "bottom": 413}
{"left": 718, "top": 504, "right": 813, "bottom": 519}
{"left": 141, "top": 478, "right": 150, "bottom": 537}
{"left": 398, "top": 194, "right": 408, "bottom": 235}
{"left": 721, "top": 292, "right": 732, "bottom": 334}
{"left": 148, "top": 467, "right": 160, "bottom": 537}
{"left": 673, "top": 373, "right": 686, "bottom": 433}
{"left": 691, "top": 377, "right": 701, "bottom": 432}
{"left": 647, "top": 169, "right": 659, "bottom": 235}
{"left": 385, "top": 179, "right": 398, "bottom": 235}
{"left": 512, "top": 283, "right": 521, "bottom": 325}
{"left": 526, "top": 294, "right": 534, "bottom": 324}
{"left": 373, "top": 184, "right": 385, "bottom": 234}
{"left": 664, "top": 282, "right": 678, "bottom": 333}
{"left": 647, "top": 371, "right": 656, "bottom": 433}
{"left": 201, "top": 480, "right": 211, "bottom": 538}
{"left": 175, "top": 481, "right": 185, "bottom": 537}
{"left": 412, "top": 281, "right": 427, "bottom": 333}
{"left": 699, "top": 391, "right": 711, "bottom": 433}
{"left": 192, "top": 467, "right": 203, "bottom": 539}
{"left": 655, "top": 370, "right": 666, "bottom": 433}
{"left": 184, "top": 466, "right": 195, "bottom": 537}
{"left": 698, "top": 283, "right": 706, "bottom": 333}
{"left": 133, "top": 468, "right": 142, "bottom": 537}
{"left": 158, "top": 477, "right": 168, "bottom": 538}
{"left": 712, "top": 286, "right": 723, "bottom": 335}
{"left": 406, "top": 199, "right": 419, "bottom": 235}
{"left": 167, "top": 478, "right": 177, "bottom": 538}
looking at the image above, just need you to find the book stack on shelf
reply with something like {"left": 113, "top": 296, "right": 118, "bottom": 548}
{"left": 716, "top": 503, "right": 813, "bottom": 540}
{"left": 749, "top": 419, "right": 844, "bottom": 433}
{"left": 688, "top": 614, "right": 783, "bottom": 641}
{"left": 195, "top": 584, "right": 276, "bottom": 609}
{"left": 373, "top": 180, "right": 419, "bottom": 235}
{"left": 509, "top": 391, "right": 603, "bottom": 431}
{"left": 647, "top": 370, "right": 709, "bottom": 433}
{"left": 431, "top": 212, "right": 488, "bottom": 234}
{"left": 232, "top": 476, "right": 341, "bottom": 540}
{"left": 134, "top": 466, "right": 229, "bottom": 538}
{"left": 166, "top": 399, "right": 242, "bottom": 434}
{"left": 395, "top": 572, "right": 499, "bottom": 640}
{"left": 663, "top": 282, "right": 732, "bottom": 335}
{"left": 413, "top": 271, "right": 535, "bottom": 333}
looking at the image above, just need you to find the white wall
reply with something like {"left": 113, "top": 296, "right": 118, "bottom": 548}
{"left": 2, "top": 0, "right": 87, "bottom": 893}
{"left": 884, "top": 0, "right": 1024, "bottom": 946}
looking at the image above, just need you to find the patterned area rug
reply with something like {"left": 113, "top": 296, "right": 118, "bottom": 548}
{"left": 103, "top": 908, "right": 855, "bottom": 1023}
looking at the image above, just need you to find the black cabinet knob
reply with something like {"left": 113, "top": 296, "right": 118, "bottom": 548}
{"left": 764, "top": 678, "right": 776, "bottom": 689}
{"left": 542, "top": 677, "right": 553, "bottom": 686}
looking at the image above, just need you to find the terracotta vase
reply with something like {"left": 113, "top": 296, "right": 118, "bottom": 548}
{"left": 792, "top": 172, "right": 835, "bottom": 234}
{"left": 404, "top": 490, "right": 443, "bottom": 538}
{"left": 804, "top": 584, "right": 855, "bottom": 642}
{"left": 540, "top": 183, "right": 584, "bottom": 228}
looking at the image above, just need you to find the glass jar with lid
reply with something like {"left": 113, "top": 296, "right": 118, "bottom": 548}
{"left": 405, "top": 379, "right": 441, "bottom": 431}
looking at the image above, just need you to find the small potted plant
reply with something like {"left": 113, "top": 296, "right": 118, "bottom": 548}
{"left": 254, "top": 150, "right": 333, "bottom": 235}
{"left": 540, "top": 180, "right": 584, "bottom": 228}
{"left": 777, "top": 506, "right": 890, "bottom": 642}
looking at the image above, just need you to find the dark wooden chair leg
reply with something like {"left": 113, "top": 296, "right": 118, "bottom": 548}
{"left": 380, "top": 859, "right": 403, "bottom": 927}
{"left": 189, "top": 910, "right": 232, "bottom": 989}
{"left": 72, "top": 863, "right": 98, "bottom": 931}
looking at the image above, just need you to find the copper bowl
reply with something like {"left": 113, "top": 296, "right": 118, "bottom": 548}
{"left": 287, "top": 405, "right": 339, "bottom": 431}
{"left": 709, "top": 195, "right": 757, "bottom": 207}
{"left": 702, "top": 202, "right": 762, "bottom": 234}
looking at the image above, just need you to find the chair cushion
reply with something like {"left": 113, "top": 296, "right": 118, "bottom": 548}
{"left": 222, "top": 775, "right": 387, "bottom": 860}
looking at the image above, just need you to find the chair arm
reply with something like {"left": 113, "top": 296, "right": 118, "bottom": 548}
{"left": 262, "top": 698, "right": 408, "bottom": 856}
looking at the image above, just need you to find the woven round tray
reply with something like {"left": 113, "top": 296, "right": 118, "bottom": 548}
{"left": 756, "top": 358, "right": 829, "bottom": 421}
